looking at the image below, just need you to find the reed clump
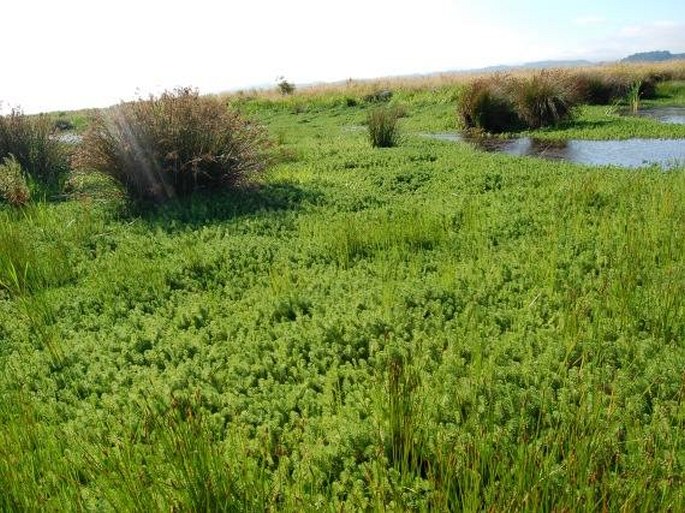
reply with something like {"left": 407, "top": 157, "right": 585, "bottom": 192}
{"left": 75, "top": 88, "right": 271, "bottom": 202}
{"left": 0, "top": 156, "right": 30, "bottom": 207}
{"left": 367, "top": 106, "right": 401, "bottom": 148}
{"left": 510, "top": 71, "right": 576, "bottom": 129}
{"left": 458, "top": 72, "right": 576, "bottom": 133}
{"left": 457, "top": 76, "right": 520, "bottom": 133}
{"left": 0, "top": 109, "right": 69, "bottom": 195}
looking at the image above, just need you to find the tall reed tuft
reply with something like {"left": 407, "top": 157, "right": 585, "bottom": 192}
{"left": 75, "top": 88, "right": 271, "bottom": 203}
{"left": 0, "top": 108, "right": 69, "bottom": 195}
{"left": 384, "top": 350, "right": 423, "bottom": 474}
{"left": 0, "top": 156, "right": 31, "bottom": 207}
{"left": 510, "top": 71, "right": 577, "bottom": 129}
{"left": 458, "top": 72, "right": 579, "bottom": 132}
{"left": 570, "top": 72, "right": 627, "bottom": 105}
{"left": 367, "top": 106, "right": 400, "bottom": 148}
{"left": 457, "top": 76, "right": 520, "bottom": 133}
{"left": 627, "top": 80, "right": 643, "bottom": 113}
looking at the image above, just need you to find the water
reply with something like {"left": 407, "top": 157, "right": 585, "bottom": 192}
{"left": 54, "top": 132, "right": 83, "bottom": 144}
{"left": 633, "top": 107, "right": 685, "bottom": 125}
{"left": 426, "top": 133, "right": 685, "bottom": 169}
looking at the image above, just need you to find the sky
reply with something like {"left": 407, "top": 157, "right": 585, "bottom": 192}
{"left": 1, "top": 0, "right": 684, "bottom": 113}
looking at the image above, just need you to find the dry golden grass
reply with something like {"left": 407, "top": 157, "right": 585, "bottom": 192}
{"left": 221, "top": 60, "right": 685, "bottom": 102}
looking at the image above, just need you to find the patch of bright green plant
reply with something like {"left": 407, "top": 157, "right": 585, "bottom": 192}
{"left": 1, "top": 80, "right": 685, "bottom": 512}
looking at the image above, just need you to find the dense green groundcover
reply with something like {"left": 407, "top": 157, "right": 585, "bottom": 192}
{"left": 1, "top": 82, "right": 684, "bottom": 512}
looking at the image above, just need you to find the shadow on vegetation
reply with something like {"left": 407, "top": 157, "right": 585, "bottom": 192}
{"left": 137, "top": 181, "right": 322, "bottom": 231}
{"left": 555, "top": 118, "right": 615, "bottom": 131}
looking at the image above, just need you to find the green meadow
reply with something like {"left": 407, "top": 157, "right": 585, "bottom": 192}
{"left": 1, "top": 69, "right": 685, "bottom": 511}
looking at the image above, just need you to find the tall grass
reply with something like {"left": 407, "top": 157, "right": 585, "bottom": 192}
{"left": 571, "top": 69, "right": 666, "bottom": 107}
{"left": 627, "top": 80, "right": 642, "bottom": 113}
{"left": 367, "top": 106, "right": 401, "bottom": 148}
{"left": 0, "top": 156, "right": 31, "bottom": 206}
{"left": 571, "top": 72, "right": 630, "bottom": 105}
{"left": 224, "top": 60, "right": 685, "bottom": 108}
{"left": 457, "top": 76, "right": 520, "bottom": 133}
{"left": 459, "top": 72, "right": 577, "bottom": 132}
{"left": 302, "top": 206, "right": 451, "bottom": 267}
{"left": 510, "top": 71, "right": 577, "bottom": 129}
{"left": 75, "top": 88, "right": 271, "bottom": 202}
{"left": 0, "top": 108, "right": 69, "bottom": 196}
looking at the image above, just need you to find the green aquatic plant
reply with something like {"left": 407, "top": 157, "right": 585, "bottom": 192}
{"left": 1, "top": 77, "right": 685, "bottom": 512}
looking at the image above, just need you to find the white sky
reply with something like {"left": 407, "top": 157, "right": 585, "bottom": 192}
{"left": 2, "top": 0, "right": 684, "bottom": 113}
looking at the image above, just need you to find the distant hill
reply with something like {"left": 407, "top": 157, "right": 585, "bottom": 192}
{"left": 476, "top": 60, "right": 594, "bottom": 73}
{"left": 622, "top": 50, "right": 685, "bottom": 63}
{"left": 521, "top": 60, "right": 594, "bottom": 69}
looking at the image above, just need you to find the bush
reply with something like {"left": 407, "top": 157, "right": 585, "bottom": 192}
{"left": 53, "top": 118, "right": 75, "bottom": 132}
{"left": 367, "top": 107, "right": 400, "bottom": 148}
{"left": 0, "top": 156, "right": 30, "bottom": 207}
{"left": 75, "top": 88, "right": 271, "bottom": 202}
{"left": 458, "top": 73, "right": 578, "bottom": 133}
{"left": 510, "top": 71, "right": 577, "bottom": 129}
{"left": 569, "top": 71, "right": 664, "bottom": 105}
{"left": 638, "top": 73, "right": 661, "bottom": 99}
{"left": 277, "top": 78, "right": 295, "bottom": 95}
{"left": 364, "top": 90, "right": 393, "bottom": 103}
{"left": 457, "top": 77, "right": 520, "bottom": 133}
{"left": 570, "top": 73, "right": 612, "bottom": 105}
{"left": 0, "top": 109, "right": 69, "bottom": 194}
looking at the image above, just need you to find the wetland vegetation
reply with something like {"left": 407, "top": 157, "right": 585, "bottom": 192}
{"left": 1, "top": 61, "right": 685, "bottom": 512}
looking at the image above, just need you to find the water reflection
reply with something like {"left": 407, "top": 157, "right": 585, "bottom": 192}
{"left": 426, "top": 133, "right": 685, "bottom": 169}
{"left": 634, "top": 107, "right": 685, "bottom": 125}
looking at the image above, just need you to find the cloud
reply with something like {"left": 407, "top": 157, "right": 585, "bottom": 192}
{"left": 618, "top": 20, "right": 680, "bottom": 38}
{"left": 559, "top": 21, "right": 685, "bottom": 62}
{"left": 614, "top": 21, "right": 685, "bottom": 53}
{"left": 574, "top": 16, "right": 605, "bottom": 26}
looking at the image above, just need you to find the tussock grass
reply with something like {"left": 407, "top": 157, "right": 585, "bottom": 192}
{"left": 0, "top": 156, "right": 30, "bottom": 206}
{"left": 571, "top": 71, "right": 631, "bottom": 105}
{"left": 367, "top": 106, "right": 401, "bottom": 148}
{"left": 457, "top": 75, "right": 520, "bottom": 133}
{"left": 511, "top": 71, "right": 577, "bottom": 128}
{"left": 0, "top": 108, "right": 69, "bottom": 196}
{"left": 459, "top": 72, "right": 578, "bottom": 132}
{"left": 75, "top": 87, "right": 271, "bottom": 202}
